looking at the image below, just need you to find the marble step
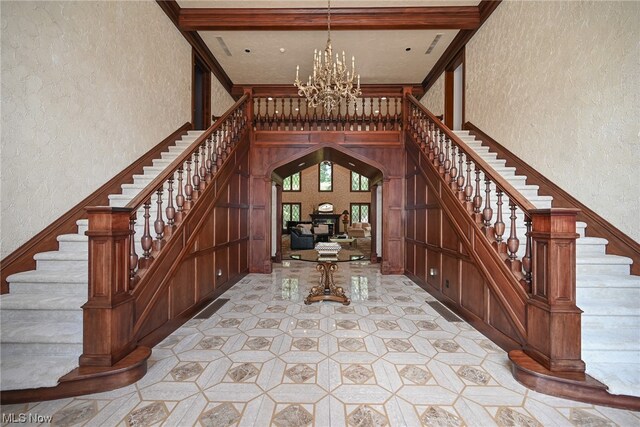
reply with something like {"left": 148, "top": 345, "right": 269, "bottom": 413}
{"left": 576, "top": 254, "right": 633, "bottom": 276}
{"left": 575, "top": 237, "right": 609, "bottom": 256}
{"left": 6, "top": 268, "right": 87, "bottom": 295}
{"left": 0, "top": 294, "right": 85, "bottom": 323}
{"left": 1, "top": 355, "right": 80, "bottom": 391}
{"left": 1, "top": 320, "right": 83, "bottom": 355}
{"left": 576, "top": 275, "right": 640, "bottom": 316}
{"left": 34, "top": 250, "right": 88, "bottom": 271}
{"left": 57, "top": 233, "right": 88, "bottom": 252}
{"left": 77, "top": 219, "right": 89, "bottom": 235}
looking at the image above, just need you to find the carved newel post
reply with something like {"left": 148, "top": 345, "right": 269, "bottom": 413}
{"left": 525, "top": 208, "right": 585, "bottom": 373}
{"left": 80, "top": 207, "right": 136, "bottom": 367}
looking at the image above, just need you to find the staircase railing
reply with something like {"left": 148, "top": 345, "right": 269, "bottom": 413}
{"left": 406, "top": 94, "right": 584, "bottom": 374}
{"left": 253, "top": 95, "right": 402, "bottom": 131}
{"left": 81, "top": 94, "right": 250, "bottom": 367}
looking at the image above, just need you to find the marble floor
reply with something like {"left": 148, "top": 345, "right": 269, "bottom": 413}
{"left": 1, "top": 260, "right": 639, "bottom": 426}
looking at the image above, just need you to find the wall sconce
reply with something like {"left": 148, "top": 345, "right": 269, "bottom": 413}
{"left": 429, "top": 268, "right": 438, "bottom": 277}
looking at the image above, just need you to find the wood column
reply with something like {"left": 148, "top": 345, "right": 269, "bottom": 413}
{"left": 525, "top": 208, "right": 585, "bottom": 373}
{"left": 80, "top": 207, "right": 136, "bottom": 367}
{"left": 274, "top": 183, "right": 283, "bottom": 263}
{"left": 369, "top": 183, "right": 378, "bottom": 263}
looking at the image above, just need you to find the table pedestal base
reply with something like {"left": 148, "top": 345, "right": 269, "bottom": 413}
{"left": 304, "top": 261, "right": 351, "bottom": 305}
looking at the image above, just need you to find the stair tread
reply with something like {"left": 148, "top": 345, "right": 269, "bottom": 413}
{"left": 7, "top": 268, "right": 88, "bottom": 283}
{"left": 1, "top": 321, "right": 82, "bottom": 343}
{"left": 576, "top": 236, "right": 609, "bottom": 245}
{"left": 576, "top": 254, "right": 633, "bottom": 265}
{"left": 0, "top": 294, "right": 86, "bottom": 310}
{"left": 586, "top": 363, "right": 640, "bottom": 397}
{"left": 33, "top": 251, "right": 88, "bottom": 261}
{"left": 577, "top": 274, "right": 640, "bottom": 288}
{"left": 57, "top": 233, "right": 88, "bottom": 242}
{"left": 0, "top": 355, "right": 79, "bottom": 391}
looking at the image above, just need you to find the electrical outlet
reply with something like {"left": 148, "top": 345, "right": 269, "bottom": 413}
{"left": 445, "top": 279, "right": 450, "bottom": 288}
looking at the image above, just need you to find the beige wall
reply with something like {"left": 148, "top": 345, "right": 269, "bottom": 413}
{"left": 211, "top": 73, "right": 235, "bottom": 117}
{"left": 420, "top": 72, "right": 445, "bottom": 117}
{"left": 282, "top": 163, "right": 371, "bottom": 227}
{"left": 423, "top": 1, "right": 639, "bottom": 242}
{"left": 0, "top": 1, "right": 193, "bottom": 257}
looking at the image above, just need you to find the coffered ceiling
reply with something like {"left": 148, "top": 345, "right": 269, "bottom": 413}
{"left": 172, "top": 0, "right": 485, "bottom": 88}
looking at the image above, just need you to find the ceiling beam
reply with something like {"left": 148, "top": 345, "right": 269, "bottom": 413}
{"left": 157, "top": 0, "right": 234, "bottom": 96}
{"left": 421, "top": 0, "right": 501, "bottom": 93}
{"left": 178, "top": 7, "right": 480, "bottom": 31}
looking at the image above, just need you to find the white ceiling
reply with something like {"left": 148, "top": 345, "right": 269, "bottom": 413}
{"left": 177, "top": 1, "right": 480, "bottom": 85}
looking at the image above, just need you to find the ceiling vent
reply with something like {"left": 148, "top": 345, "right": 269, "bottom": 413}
{"left": 425, "top": 34, "right": 443, "bottom": 54}
{"left": 216, "top": 37, "right": 232, "bottom": 57}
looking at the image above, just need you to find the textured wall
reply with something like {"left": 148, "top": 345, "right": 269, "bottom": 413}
{"left": 465, "top": 1, "right": 640, "bottom": 241}
{"left": 282, "top": 164, "right": 371, "bottom": 224}
{"left": 1, "top": 1, "right": 191, "bottom": 257}
{"left": 211, "top": 72, "right": 234, "bottom": 117}
{"left": 420, "top": 73, "right": 444, "bottom": 117}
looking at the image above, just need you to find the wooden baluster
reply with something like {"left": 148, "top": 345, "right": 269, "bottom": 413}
{"left": 280, "top": 98, "right": 286, "bottom": 130}
{"left": 175, "top": 167, "right": 184, "bottom": 222}
{"left": 427, "top": 122, "right": 436, "bottom": 160}
{"left": 394, "top": 98, "right": 399, "bottom": 130}
{"left": 482, "top": 177, "right": 493, "bottom": 236}
{"left": 464, "top": 159, "right": 473, "bottom": 212}
{"left": 295, "top": 99, "right": 302, "bottom": 130}
{"left": 443, "top": 137, "right": 451, "bottom": 180}
{"left": 129, "top": 216, "right": 138, "bottom": 284}
{"left": 376, "top": 98, "right": 383, "bottom": 131}
{"left": 303, "top": 102, "right": 310, "bottom": 130}
{"left": 449, "top": 145, "right": 458, "bottom": 191}
{"left": 456, "top": 150, "right": 465, "bottom": 199}
{"left": 192, "top": 151, "right": 200, "bottom": 201}
{"left": 165, "top": 176, "right": 176, "bottom": 236}
{"left": 312, "top": 105, "right": 318, "bottom": 130}
{"left": 153, "top": 188, "right": 165, "bottom": 251}
{"left": 336, "top": 101, "right": 343, "bottom": 131}
{"left": 494, "top": 189, "right": 506, "bottom": 251}
{"left": 199, "top": 145, "right": 207, "bottom": 190}
{"left": 438, "top": 132, "right": 446, "bottom": 174}
{"left": 205, "top": 136, "right": 213, "bottom": 182}
{"left": 472, "top": 167, "right": 483, "bottom": 223}
{"left": 184, "top": 159, "right": 193, "bottom": 211}
{"left": 507, "top": 201, "right": 520, "bottom": 261}
{"left": 139, "top": 199, "right": 153, "bottom": 269}
{"left": 226, "top": 119, "right": 233, "bottom": 155}
{"left": 216, "top": 134, "right": 223, "bottom": 168}
{"left": 522, "top": 216, "right": 532, "bottom": 291}
{"left": 287, "top": 98, "right": 293, "bottom": 131}
{"left": 369, "top": 98, "right": 375, "bottom": 132}
{"left": 254, "top": 98, "right": 259, "bottom": 130}
{"left": 361, "top": 98, "right": 366, "bottom": 130}
{"left": 385, "top": 97, "right": 390, "bottom": 130}
{"left": 432, "top": 128, "right": 441, "bottom": 166}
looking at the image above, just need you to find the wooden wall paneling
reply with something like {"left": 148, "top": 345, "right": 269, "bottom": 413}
{"left": 216, "top": 247, "right": 229, "bottom": 286}
{"left": 215, "top": 206, "right": 229, "bottom": 246}
{"left": 415, "top": 210, "right": 426, "bottom": 242}
{"left": 461, "top": 260, "right": 484, "bottom": 319}
{"left": 426, "top": 250, "right": 440, "bottom": 290}
{"left": 405, "top": 242, "right": 415, "bottom": 274}
{"left": 426, "top": 208, "right": 440, "bottom": 246}
{"left": 442, "top": 215, "right": 458, "bottom": 251}
{"left": 441, "top": 253, "right": 459, "bottom": 302}
{"left": 170, "top": 258, "right": 196, "bottom": 318}
{"left": 197, "top": 253, "right": 215, "bottom": 298}
{"left": 415, "top": 245, "right": 426, "bottom": 279}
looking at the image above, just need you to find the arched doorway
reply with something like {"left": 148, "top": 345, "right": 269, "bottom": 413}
{"left": 249, "top": 141, "right": 405, "bottom": 275}
{"left": 270, "top": 148, "right": 383, "bottom": 264}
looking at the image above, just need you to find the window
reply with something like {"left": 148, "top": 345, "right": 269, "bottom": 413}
{"left": 283, "top": 172, "right": 301, "bottom": 192}
{"left": 282, "top": 203, "right": 301, "bottom": 229}
{"left": 318, "top": 161, "right": 333, "bottom": 192}
{"left": 351, "top": 171, "right": 369, "bottom": 192}
{"left": 351, "top": 203, "right": 370, "bottom": 224}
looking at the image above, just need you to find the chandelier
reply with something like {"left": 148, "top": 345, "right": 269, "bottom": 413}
{"left": 294, "top": 0, "right": 361, "bottom": 113}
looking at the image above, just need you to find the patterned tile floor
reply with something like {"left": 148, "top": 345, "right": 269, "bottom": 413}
{"left": 2, "top": 260, "right": 639, "bottom": 426}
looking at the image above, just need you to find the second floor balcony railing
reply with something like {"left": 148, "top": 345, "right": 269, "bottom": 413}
{"left": 253, "top": 95, "right": 402, "bottom": 132}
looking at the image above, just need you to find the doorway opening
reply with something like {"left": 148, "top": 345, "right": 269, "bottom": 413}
{"left": 192, "top": 51, "right": 211, "bottom": 130}
{"left": 444, "top": 48, "right": 465, "bottom": 131}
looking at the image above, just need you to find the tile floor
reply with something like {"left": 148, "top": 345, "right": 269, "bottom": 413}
{"left": 1, "top": 260, "right": 639, "bottom": 426}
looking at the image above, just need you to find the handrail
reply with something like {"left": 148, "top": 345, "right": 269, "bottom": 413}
{"left": 122, "top": 94, "right": 248, "bottom": 283}
{"left": 406, "top": 94, "right": 538, "bottom": 290}
{"left": 465, "top": 121, "right": 640, "bottom": 276}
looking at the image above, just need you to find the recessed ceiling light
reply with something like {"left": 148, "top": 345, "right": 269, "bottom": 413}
{"left": 298, "top": 162, "right": 305, "bottom": 167}
{"left": 279, "top": 48, "right": 286, "bottom": 53}
{"left": 348, "top": 162, "right": 355, "bottom": 167}
{"left": 244, "top": 48, "right": 251, "bottom": 53}
{"left": 405, "top": 47, "right": 411, "bottom": 52}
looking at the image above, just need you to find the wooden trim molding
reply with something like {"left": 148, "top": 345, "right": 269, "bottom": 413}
{"left": 178, "top": 6, "right": 480, "bottom": 31}
{"left": 233, "top": 84, "right": 424, "bottom": 99}
{"left": 0, "top": 123, "right": 192, "bottom": 294}
{"left": 464, "top": 121, "right": 640, "bottom": 275}
{"left": 156, "top": 0, "right": 233, "bottom": 95}
{"left": 422, "top": 0, "right": 501, "bottom": 92}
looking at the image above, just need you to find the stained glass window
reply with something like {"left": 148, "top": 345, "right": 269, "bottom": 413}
{"left": 282, "top": 203, "right": 301, "bottom": 229}
{"left": 283, "top": 172, "right": 301, "bottom": 191}
{"left": 351, "top": 203, "right": 370, "bottom": 223}
{"left": 350, "top": 171, "right": 369, "bottom": 192}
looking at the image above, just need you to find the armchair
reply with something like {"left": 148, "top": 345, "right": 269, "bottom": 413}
{"left": 290, "top": 226, "right": 314, "bottom": 250}
{"left": 347, "top": 222, "right": 371, "bottom": 238}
